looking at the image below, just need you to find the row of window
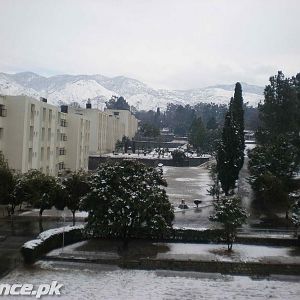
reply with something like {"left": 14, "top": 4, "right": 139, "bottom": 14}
{"left": 30, "top": 105, "right": 70, "bottom": 128}
{"left": 29, "top": 127, "right": 69, "bottom": 143}
{"left": 28, "top": 146, "right": 68, "bottom": 162}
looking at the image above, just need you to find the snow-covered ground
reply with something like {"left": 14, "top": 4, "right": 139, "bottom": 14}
{"left": 155, "top": 243, "right": 300, "bottom": 263}
{"left": 2, "top": 261, "right": 300, "bottom": 299}
{"left": 47, "top": 240, "right": 300, "bottom": 265}
{"left": 163, "top": 164, "right": 215, "bottom": 228}
{"left": 99, "top": 151, "right": 210, "bottom": 160}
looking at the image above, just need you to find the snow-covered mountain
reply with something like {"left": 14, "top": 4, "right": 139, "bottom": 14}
{"left": 0, "top": 72, "right": 264, "bottom": 110}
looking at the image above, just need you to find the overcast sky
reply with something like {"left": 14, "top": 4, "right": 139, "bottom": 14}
{"left": 0, "top": 0, "right": 299, "bottom": 89}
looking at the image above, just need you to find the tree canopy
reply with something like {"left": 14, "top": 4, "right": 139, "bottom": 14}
{"left": 209, "top": 197, "right": 247, "bottom": 251}
{"left": 81, "top": 161, "right": 174, "bottom": 244}
{"left": 248, "top": 71, "right": 300, "bottom": 210}
{"left": 15, "top": 170, "right": 63, "bottom": 216}
{"left": 61, "top": 171, "right": 90, "bottom": 225}
{"left": 217, "top": 83, "right": 245, "bottom": 195}
{"left": 189, "top": 117, "right": 206, "bottom": 151}
{"left": 106, "top": 96, "right": 130, "bottom": 110}
{"left": 0, "top": 151, "right": 18, "bottom": 214}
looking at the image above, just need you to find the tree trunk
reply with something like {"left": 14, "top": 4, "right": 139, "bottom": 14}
{"left": 39, "top": 218, "right": 44, "bottom": 233}
{"left": 10, "top": 204, "right": 15, "bottom": 216}
{"left": 72, "top": 211, "right": 76, "bottom": 226}
{"left": 39, "top": 208, "right": 44, "bottom": 218}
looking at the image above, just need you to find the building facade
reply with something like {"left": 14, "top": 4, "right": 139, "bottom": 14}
{"left": 0, "top": 95, "right": 90, "bottom": 176}
{"left": 70, "top": 105, "right": 138, "bottom": 156}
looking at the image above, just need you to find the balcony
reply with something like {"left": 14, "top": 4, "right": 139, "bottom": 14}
{"left": 0, "top": 107, "right": 7, "bottom": 117}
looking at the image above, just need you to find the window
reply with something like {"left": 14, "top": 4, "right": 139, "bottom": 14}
{"left": 41, "top": 147, "right": 44, "bottom": 161}
{"left": 0, "top": 128, "right": 3, "bottom": 140}
{"left": 59, "top": 148, "right": 66, "bottom": 155}
{"left": 60, "top": 119, "right": 67, "bottom": 127}
{"left": 42, "top": 108, "right": 46, "bottom": 121}
{"left": 28, "top": 148, "right": 33, "bottom": 164}
{"left": 48, "top": 110, "right": 52, "bottom": 123}
{"left": 58, "top": 162, "right": 65, "bottom": 170}
{"left": 0, "top": 105, "right": 7, "bottom": 117}
{"left": 47, "top": 147, "right": 50, "bottom": 160}
{"left": 30, "top": 104, "right": 35, "bottom": 120}
{"left": 42, "top": 128, "right": 45, "bottom": 141}
{"left": 113, "top": 112, "right": 119, "bottom": 116}
{"left": 48, "top": 128, "right": 51, "bottom": 142}
{"left": 29, "top": 126, "right": 34, "bottom": 141}
{"left": 60, "top": 133, "right": 67, "bottom": 141}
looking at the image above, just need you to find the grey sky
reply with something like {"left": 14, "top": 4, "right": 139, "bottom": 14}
{"left": 0, "top": 0, "right": 299, "bottom": 89}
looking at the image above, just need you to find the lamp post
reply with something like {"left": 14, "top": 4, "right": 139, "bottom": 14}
{"left": 61, "top": 212, "right": 66, "bottom": 255}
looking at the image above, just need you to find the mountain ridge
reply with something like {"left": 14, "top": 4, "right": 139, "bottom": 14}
{"left": 0, "top": 72, "right": 264, "bottom": 110}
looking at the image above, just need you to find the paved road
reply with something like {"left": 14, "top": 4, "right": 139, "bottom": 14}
{"left": 0, "top": 216, "right": 73, "bottom": 278}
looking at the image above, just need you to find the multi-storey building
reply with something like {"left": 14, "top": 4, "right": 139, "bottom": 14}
{"left": 70, "top": 103, "right": 138, "bottom": 156}
{"left": 0, "top": 95, "right": 90, "bottom": 176}
{"left": 0, "top": 95, "right": 138, "bottom": 175}
{"left": 105, "top": 109, "right": 138, "bottom": 139}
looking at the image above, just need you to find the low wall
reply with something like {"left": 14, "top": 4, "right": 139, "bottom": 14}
{"left": 89, "top": 156, "right": 209, "bottom": 170}
{"left": 120, "top": 259, "right": 300, "bottom": 276}
{"left": 21, "top": 225, "right": 84, "bottom": 264}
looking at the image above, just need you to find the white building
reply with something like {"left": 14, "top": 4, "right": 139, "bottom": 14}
{"left": 70, "top": 104, "right": 138, "bottom": 156}
{"left": 0, "top": 95, "right": 90, "bottom": 176}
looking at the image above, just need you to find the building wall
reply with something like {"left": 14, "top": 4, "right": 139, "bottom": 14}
{"left": 65, "top": 113, "right": 90, "bottom": 172}
{"left": 0, "top": 95, "right": 90, "bottom": 175}
{"left": 0, "top": 95, "right": 139, "bottom": 175}
{"left": 70, "top": 106, "right": 138, "bottom": 155}
{"left": 105, "top": 109, "right": 138, "bottom": 139}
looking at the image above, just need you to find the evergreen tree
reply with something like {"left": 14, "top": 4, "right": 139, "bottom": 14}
{"left": 229, "top": 82, "right": 245, "bottom": 171}
{"left": 216, "top": 113, "right": 240, "bottom": 195}
{"left": 206, "top": 116, "right": 218, "bottom": 130}
{"left": 257, "top": 71, "right": 299, "bottom": 143}
{"left": 217, "top": 83, "right": 245, "bottom": 195}
{"left": 189, "top": 117, "right": 206, "bottom": 152}
{"left": 81, "top": 161, "right": 174, "bottom": 246}
{"left": 248, "top": 72, "right": 300, "bottom": 209}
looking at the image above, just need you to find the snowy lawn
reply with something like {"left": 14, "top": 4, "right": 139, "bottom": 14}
{"left": 1, "top": 261, "right": 300, "bottom": 300}
{"left": 47, "top": 240, "right": 300, "bottom": 264}
{"left": 155, "top": 243, "right": 300, "bottom": 263}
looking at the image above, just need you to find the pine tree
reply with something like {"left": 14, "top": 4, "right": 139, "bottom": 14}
{"left": 229, "top": 82, "right": 245, "bottom": 171}
{"left": 217, "top": 83, "right": 245, "bottom": 195}
{"left": 217, "top": 113, "right": 240, "bottom": 195}
{"left": 248, "top": 71, "right": 300, "bottom": 209}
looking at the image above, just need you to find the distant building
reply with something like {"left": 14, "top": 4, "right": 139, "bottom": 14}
{"left": 105, "top": 109, "right": 138, "bottom": 140}
{"left": 70, "top": 105, "right": 138, "bottom": 156}
{"left": 244, "top": 130, "right": 256, "bottom": 143}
